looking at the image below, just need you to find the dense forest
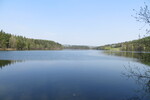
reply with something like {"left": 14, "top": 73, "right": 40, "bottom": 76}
{"left": 0, "top": 30, "right": 63, "bottom": 50}
{"left": 95, "top": 36, "right": 150, "bottom": 51}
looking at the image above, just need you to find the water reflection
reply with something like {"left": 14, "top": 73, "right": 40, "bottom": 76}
{"left": 0, "top": 50, "right": 150, "bottom": 100}
{"left": 122, "top": 63, "right": 150, "bottom": 100}
{"left": 103, "top": 51, "right": 150, "bottom": 66}
{"left": 0, "top": 60, "right": 21, "bottom": 68}
{"left": 102, "top": 51, "right": 150, "bottom": 99}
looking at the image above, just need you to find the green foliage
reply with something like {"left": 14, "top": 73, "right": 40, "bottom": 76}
{"left": 0, "top": 30, "right": 11, "bottom": 49}
{"left": 95, "top": 36, "right": 150, "bottom": 52}
{"left": 0, "top": 30, "right": 62, "bottom": 50}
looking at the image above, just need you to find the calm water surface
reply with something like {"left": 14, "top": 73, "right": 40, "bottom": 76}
{"left": 0, "top": 50, "right": 150, "bottom": 100}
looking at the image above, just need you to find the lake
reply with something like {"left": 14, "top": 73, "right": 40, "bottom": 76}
{"left": 0, "top": 50, "right": 150, "bottom": 100}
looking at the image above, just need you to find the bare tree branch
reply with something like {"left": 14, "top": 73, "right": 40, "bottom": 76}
{"left": 133, "top": 3, "right": 150, "bottom": 35}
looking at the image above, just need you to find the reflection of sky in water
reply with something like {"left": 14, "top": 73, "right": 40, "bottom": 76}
{"left": 0, "top": 50, "right": 135, "bottom": 61}
{"left": 0, "top": 50, "right": 149, "bottom": 100}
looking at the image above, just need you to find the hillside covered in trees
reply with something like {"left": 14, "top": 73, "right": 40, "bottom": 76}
{"left": 0, "top": 30, "right": 63, "bottom": 50}
{"left": 95, "top": 36, "right": 150, "bottom": 52}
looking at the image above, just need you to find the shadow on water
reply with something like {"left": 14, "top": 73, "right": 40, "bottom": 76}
{"left": 0, "top": 60, "right": 21, "bottom": 69}
{"left": 102, "top": 51, "right": 150, "bottom": 66}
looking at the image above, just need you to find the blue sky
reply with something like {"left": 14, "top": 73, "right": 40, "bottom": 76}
{"left": 0, "top": 0, "right": 149, "bottom": 46}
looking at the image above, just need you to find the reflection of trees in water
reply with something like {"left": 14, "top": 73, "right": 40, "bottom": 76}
{"left": 123, "top": 63, "right": 150, "bottom": 100}
{"left": 103, "top": 51, "right": 150, "bottom": 99}
{"left": 103, "top": 51, "right": 150, "bottom": 66}
{"left": 0, "top": 60, "right": 21, "bottom": 68}
{"left": 125, "top": 96, "right": 141, "bottom": 100}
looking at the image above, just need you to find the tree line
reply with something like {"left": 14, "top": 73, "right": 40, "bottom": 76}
{"left": 0, "top": 30, "right": 63, "bottom": 50}
{"left": 64, "top": 45, "right": 91, "bottom": 50}
{"left": 95, "top": 36, "right": 150, "bottom": 51}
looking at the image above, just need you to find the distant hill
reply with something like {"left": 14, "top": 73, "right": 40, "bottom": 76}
{"left": 0, "top": 30, "right": 63, "bottom": 50}
{"left": 64, "top": 45, "right": 91, "bottom": 50}
{"left": 95, "top": 36, "right": 150, "bottom": 51}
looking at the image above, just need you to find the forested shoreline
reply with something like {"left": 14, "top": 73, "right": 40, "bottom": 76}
{"left": 0, "top": 30, "right": 63, "bottom": 50}
{"left": 1, "top": 30, "right": 150, "bottom": 51}
{"left": 95, "top": 36, "right": 150, "bottom": 52}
